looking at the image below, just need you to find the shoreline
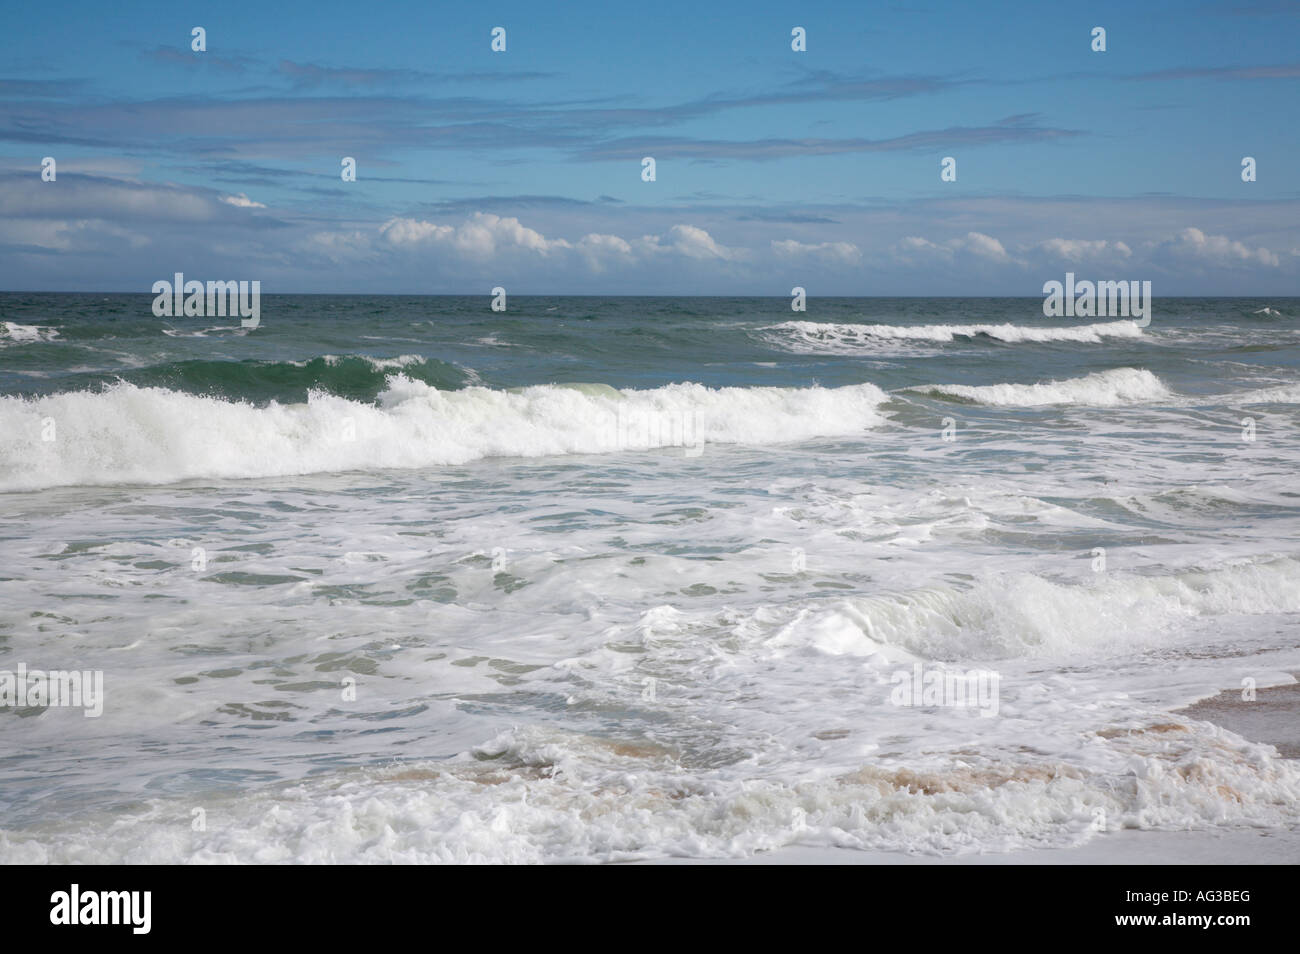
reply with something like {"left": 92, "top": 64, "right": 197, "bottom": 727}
{"left": 640, "top": 679, "right": 1300, "bottom": 865}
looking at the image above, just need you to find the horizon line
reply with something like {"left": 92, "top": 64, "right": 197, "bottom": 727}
{"left": 3, "top": 290, "right": 1296, "bottom": 300}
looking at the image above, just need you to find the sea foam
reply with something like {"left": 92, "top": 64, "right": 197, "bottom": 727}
{"left": 766, "top": 319, "right": 1144, "bottom": 353}
{"left": 0, "top": 322, "right": 59, "bottom": 345}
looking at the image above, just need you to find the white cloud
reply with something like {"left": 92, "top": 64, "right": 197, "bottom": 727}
{"left": 958, "top": 231, "right": 1012, "bottom": 261}
{"left": 380, "top": 212, "right": 570, "bottom": 259}
{"left": 892, "top": 231, "right": 1016, "bottom": 265}
{"left": 219, "top": 192, "right": 266, "bottom": 209}
{"left": 574, "top": 233, "right": 634, "bottom": 272}
{"left": 7, "top": 171, "right": 1295, "bottom": 294}
{"left": 376, "top": 215, "right": 744, "bottom": 271}
{"left": 1149, "top": 227, "right": 1279, "bottom": 268}
{"left": 895, "top": 235, "right": 950, "bottom": 259}
{"left": 378, "top": 218, "right": 451, "bottom": 245}
{"left": 1036, "top": 238, "right": 1131, "bottom": 262}
{"left": 771, "top": 239, "right": 862, "bottom": 265}
{"left": 639, "top": 224, "right": 740, "bottom": 261}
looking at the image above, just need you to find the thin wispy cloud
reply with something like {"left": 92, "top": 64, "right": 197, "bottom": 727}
{"left": 577, "top": 118, "right": 1083, "bottom": 162}
{"left": 1132, "top": 62, "right": 1300, "bottom": 81}
{"left": 140, "top": 46, "right": 258, "bottom": 74}
{"left": 0, "top": 78, "right": 87, "bottom": 97}
{"left": 277, "top": 60, "right": 559, "bottom": 89}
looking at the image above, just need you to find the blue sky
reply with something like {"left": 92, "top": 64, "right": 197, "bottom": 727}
{"left": 2, "top": 0, "right": 1298, "bottom": 294}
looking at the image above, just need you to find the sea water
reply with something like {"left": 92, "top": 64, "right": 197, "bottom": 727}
{"left": 1, "top": 294, "right": 1298, "bottom": 863}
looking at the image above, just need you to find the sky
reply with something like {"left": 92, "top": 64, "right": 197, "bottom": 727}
{"left": 1, "top": 0, "right": 1298, "bottom": 295}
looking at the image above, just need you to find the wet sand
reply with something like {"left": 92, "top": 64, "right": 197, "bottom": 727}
{"left": 1178, "top": 678, "right": 1300, "bottom": 759}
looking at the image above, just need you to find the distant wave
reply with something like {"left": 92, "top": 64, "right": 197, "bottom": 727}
{"left": 0, "top": 378, "right": 892, "bottom": 491}
{"left": 764, "top": 319, "right": 1145, "bottom": 353}
{"left": 907, "top": 368, "right": 1172, "bottom": 407}
{"left": 160, "top": 325, "right": 249, "bottom": 338}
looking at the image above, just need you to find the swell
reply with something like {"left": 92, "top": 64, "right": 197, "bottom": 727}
{"left": 24, "top": 355, "right": 472, "bottom": 404}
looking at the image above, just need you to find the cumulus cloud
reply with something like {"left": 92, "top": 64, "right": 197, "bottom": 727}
{"left": 456, "top": 214, "right": 565, "bottom": 257}
{"left": 5, "top": 168, "right": 1295, "bottom": 294}
{"left": 380, "top": 212, "right": 569, "bottom": 258}
{"left": 892, "top": 231, "right": 1017, "bottom": 265}
{"left": 1036, "top": 237, "right": 1132, "bottom": 262}
{"left": 639, "top": 224, "right": 740, "bottom": 261}
{"left": 574, "top": 233, "right": 634, "bottom": 272}
{"left": 889, "top": 227, "right": 1288, "bottom": 280}
{"left": 771, "top": 238, "right": 862, "bottom": 265}
{"left": 1147, "top": 227, "right": 1279, "bottom": 268}
{"left": 372, "top": 214, "right": 744, "bottom": 271}
{"left": 895, "top": 236, "right": 950, "bottom": 259}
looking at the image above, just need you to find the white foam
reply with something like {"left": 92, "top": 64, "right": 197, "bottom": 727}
{"left": 0, "top": 321, "right": 59, "bottom": 345}
{"left": 0, "top": 378, "right": 891, "bottom": 491}
{"left": 3, "top": 711, "right": 1298, "bottom": 863}
{"left": 766, "top": 319, "right": 1144, "bottom": 353}
{"left": 776, "top": 556, "right": 1300, "bottom": 660}
{"left": 318, "top": 354, "right": 429, "bottom": 370}
{"left": 160, "top": 325, "right": 247, "bottom": 338}
{"left": 909, "top": 368, "right": 1172, "bottom": 407}
{"left": 1219, "top": 383, "right": 1300, "bottom": 405}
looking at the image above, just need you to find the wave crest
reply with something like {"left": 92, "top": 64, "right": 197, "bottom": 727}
{"left": 0, "top": 378, "right": 891, "bottom": 491}
{"left": 907, "top": 368, "right": 1172, "bottom": 407}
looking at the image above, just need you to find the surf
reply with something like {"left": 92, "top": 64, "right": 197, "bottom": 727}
{"left": 0, "top": 378, "right": 893, "bottom": 491}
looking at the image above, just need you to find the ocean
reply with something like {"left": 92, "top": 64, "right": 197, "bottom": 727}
{"left": 1, "top": 293, "right": 1299, "bottom": 863}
